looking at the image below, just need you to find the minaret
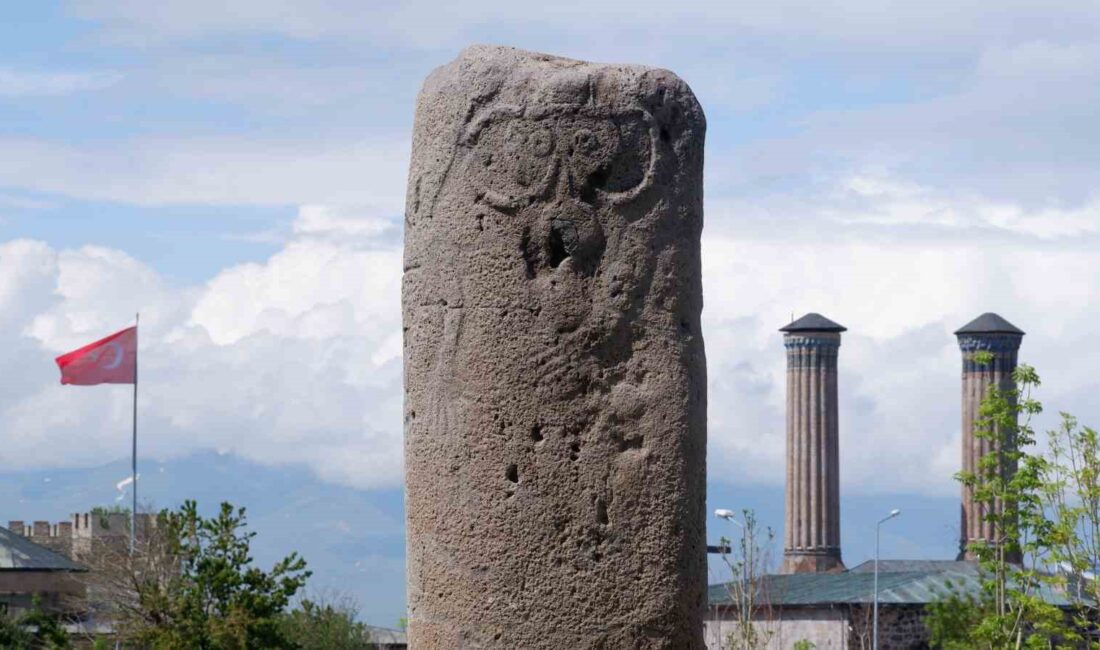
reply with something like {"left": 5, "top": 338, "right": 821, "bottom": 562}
{"left": 781, "top": 313, "right": 845, "bottom": 574}
{"left": 955, "top": 313, "right": 1024, "bottom": 561}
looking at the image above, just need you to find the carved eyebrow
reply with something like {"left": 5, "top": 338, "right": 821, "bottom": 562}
{"left": 599, "top": 108, "right": 660, "bottom": 206}
{"left": 461, "top": 105, "right": 524, "bottom": 146}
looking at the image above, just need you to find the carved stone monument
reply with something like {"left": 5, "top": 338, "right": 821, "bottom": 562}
{"left": 403, "top": 45, "right": 707, "bottom": 647}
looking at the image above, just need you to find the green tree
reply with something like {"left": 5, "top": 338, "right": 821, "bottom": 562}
{"left": 926, "top": 358, "right": 1076, "bottom": 648}
{"left": 1036, "top": 411, "right": 1100, "bottom": 643}
{"left": 279, "top": 595, "right": 373, "bottom": 650}
{"left": 717, "top": 509, "right": 775, "bottom": 650}
{"left": 92, "top": 500, "right": 310, "bottom": 649}
{"left": 0, "top": 596, "right": 71, "bottom": 649}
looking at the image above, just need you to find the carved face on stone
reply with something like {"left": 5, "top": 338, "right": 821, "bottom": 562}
{"left": 450, "top": 70, "right": 664, "bottom": 336}
{"left": 461, "top": 103, "right": 657, "bottom": 212}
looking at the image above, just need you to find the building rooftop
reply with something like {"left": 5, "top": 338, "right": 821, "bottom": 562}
{"left": 779, "top": 313, "right": 847, "bottom": 333}
{"left": 709, "top": 560, "right": 1078, "bottom": 607}
{"left": 367, "top": 625, "right": 408, "bottom": 644}
{"left": 0, "top": 526, "right": 82, "bottom": 572}
{"left": 954, "top": 313, "right": 1025, "bottom": 336}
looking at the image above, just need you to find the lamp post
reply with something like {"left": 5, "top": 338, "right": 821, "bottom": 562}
{"left": 715, "top": 509, "right": 745, "bottom": 579}
{"left": 873, "top": 509, "right": 901, "bottom": 650}
{"left": 712, "top": 509, "right": 739, "bottom": 648}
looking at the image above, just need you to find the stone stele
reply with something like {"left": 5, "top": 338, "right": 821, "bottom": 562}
{"left": 403, "top": 45, "right": 707, "bottom": 648}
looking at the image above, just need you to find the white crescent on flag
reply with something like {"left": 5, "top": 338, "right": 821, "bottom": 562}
{"left": 101, "top": 342, "right": 124, "bottom": 370}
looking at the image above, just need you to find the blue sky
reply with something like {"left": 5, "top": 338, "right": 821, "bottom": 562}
{"left": 2, "top": 0, "right": 1100, "bottom": 628}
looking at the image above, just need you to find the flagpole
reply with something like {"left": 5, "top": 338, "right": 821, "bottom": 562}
{"left": 131, "top": 313, "right": 138, "bottom": 555}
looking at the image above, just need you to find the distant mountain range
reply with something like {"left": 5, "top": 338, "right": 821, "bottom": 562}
{"left": 0, "top": 451, "right": 407, "bottom": 628}
{"left": 0, "top": 449, "right": 962, "bottom": 628}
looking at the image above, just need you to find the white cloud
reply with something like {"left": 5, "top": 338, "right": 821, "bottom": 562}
{"left": 702, "top": 203, "right": 1100, "bottom": 497}
{"left": 0, "top": 137, "right": 410, "bottom": 211}
{"left": 0, "top": 207, "right": 403, "bottom": 490}
{"left": 0, "top": 67, "right": 120, "bottom": 97}
{"left": 2, "top": 1, "right": 1097, "bottom": 502}
{"left": 716, "top": 39, "right": 1100, "bottom": 210}
{"left": 66, "top": 0, "right": 1100, "bottom": 53}
{"left": 1, "top": 191, "right": 1099, "bottom": 499}
{"left": 292, "top": 205, "right": 399, "bottom": 243}
{"left": 826, "top": 172, "right": 1100, "bottom": 239}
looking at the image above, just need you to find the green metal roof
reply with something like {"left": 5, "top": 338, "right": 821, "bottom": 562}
{"left": 709, "top": 560, "right": 1082, "bottom": 608}
{"left": 0, "top": 526, "right": 82, "bottom": 571}
{"left": 848, "top": 559, "right": 975, "bottom": 574}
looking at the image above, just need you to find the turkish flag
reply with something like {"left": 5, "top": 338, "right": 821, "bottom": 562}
{"left": 55, "top": 326, "right": 137, "bottom": 386}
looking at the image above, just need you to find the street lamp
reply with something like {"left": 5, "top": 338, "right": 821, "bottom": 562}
{"left": 712, "top": 508, "right": 747, "bottom": 649}
{"left": 714, "top": 510, "right": 751, "bottom": 606}
{"left": 873, "top": 508, "right": 901, "bottom": 650}
{"left": 714, "top": 509, "right": 742, "bottom": 526}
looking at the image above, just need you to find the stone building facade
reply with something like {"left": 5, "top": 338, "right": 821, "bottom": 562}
{"left": 705, "top": 560, "right": 978, "bottom": 650}
{"left": 0, "top": 524, "right": 84, "bottom": 616}
{"left": 9, "top": 511, "right": 155, "bottom": 562}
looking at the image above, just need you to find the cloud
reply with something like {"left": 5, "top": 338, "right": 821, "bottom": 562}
{"left": 715, "top": 40, "right": 1100, "bottom": 211}
{"left": 0, "top": 137, "right": 410, "bottom": 211}
{"left": 702, "top": 196, "right": 1100, "bottom": 497}
{"left": 0, "top": 67, "right": 121, "bottom": 97}
{"left": 1, "top": 186, "right": 1099, "bottom": 499}
{"left": 0, "top": 1, "right": 1095, "bottom": 502}
{"left": 0, "top": 206, "right": 403, "bottom": 490}
{"left": 720, "top": 170, "right": 1100, "bottom": 241}
{"left": 66, "top": 0, "right": 1100, "bottom": 54}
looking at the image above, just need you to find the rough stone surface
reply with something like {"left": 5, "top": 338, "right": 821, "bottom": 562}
{"left": 403, "top": 45, "right": 707, "bottom": 648}
{"left": 781, "top": 322, "right": 843, "bottom": 574}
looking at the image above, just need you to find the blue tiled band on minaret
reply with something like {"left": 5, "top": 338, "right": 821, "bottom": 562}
{"left": 958, "top": 334, "right": 1022, "bottom": 373}
{"left": 784, "top": 335, "right": 840, "bottom": 370}
{"left": 958, "top": 333, "right": 1023, "bottom": 353}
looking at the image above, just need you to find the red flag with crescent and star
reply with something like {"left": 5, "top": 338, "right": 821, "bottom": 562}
{"left": 55, "top": 326, "right": 137, "bottom": 386}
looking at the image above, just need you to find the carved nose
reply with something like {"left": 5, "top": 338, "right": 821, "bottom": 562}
{"left": 545, "top": 199, "right": 605, "bottom": 276}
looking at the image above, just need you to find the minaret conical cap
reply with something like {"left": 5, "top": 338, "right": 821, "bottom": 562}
{"left": 954, "top": 313, "right": 1024, "bottom": 336}
{"left": 780, "top": 313, "right": 846, "bottom": 333}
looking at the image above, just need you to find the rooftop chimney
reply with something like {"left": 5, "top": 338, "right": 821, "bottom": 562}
{"left": 781, "top": 313, "right": 845, "bottom": 573}
{"left": 955, "top": 312, "right": 1024, "bottom": 561}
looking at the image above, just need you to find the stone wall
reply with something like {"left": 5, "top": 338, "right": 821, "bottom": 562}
{"left": 704, "top": 604, "right": 931, "bottom": 650}
{"left": 853, "top": 605, "right": 930, "bottom": 650}
{"left": 705, "top": 607, "right": 848, "bottom": 649}
{"left": 0, "top": 571, "right": 84, "bottom": 615}
{"left": 9, "top": 512, "right": 156, "bottom": 561}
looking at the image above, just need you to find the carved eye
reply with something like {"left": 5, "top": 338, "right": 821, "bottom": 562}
{"left": 573, "top": 129, "right": 599, "bottom": 155}
{"left": 527, "top": 125, "right": 555, "bottom": 157}
{"left": 468, "top": 114, "right": 557, "bottom": 209}
{"left": 506, "top": 122, "right": 556, "bottom": 188}
{"left": 597, "top": 115, "right": 653, "bottom": 196}
{"left": 561, "top": 119, "right": 628, "bottom": 200}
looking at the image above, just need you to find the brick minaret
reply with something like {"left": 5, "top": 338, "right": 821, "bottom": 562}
{"left": 781, "top": 313, "right": 845, "bottom": 574}
{"left": 956, "top": 313, "right": 1024, "bottom": 561}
